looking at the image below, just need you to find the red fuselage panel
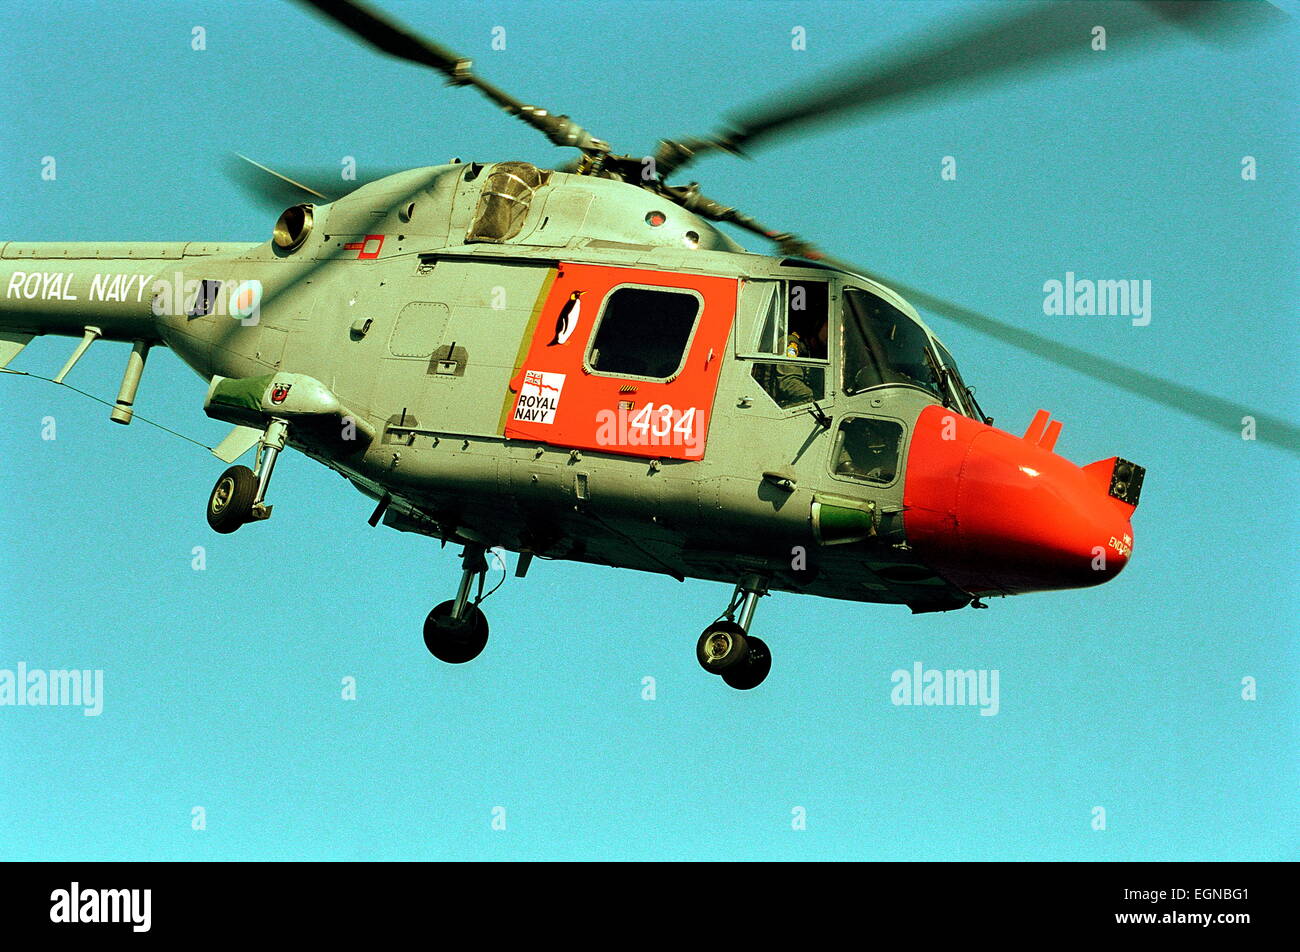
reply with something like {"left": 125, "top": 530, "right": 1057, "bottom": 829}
{"left": 506, "top": 263, "right": 737, "bottom": 460}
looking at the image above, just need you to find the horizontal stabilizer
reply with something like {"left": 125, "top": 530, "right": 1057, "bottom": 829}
{"left": 211, "top": 424, "right": 264, "bottom": 463}
{"left": 0, "top": 331, "right": 34, "bottom": 368}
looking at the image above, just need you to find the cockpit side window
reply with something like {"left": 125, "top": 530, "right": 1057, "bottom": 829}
{"left": 752, "top": 280, "right": 829, "bottom": 358}
{"left": 746, "top": 280, "right": 830, "bottom": 409}
{"left": 832, "top": 416, "right": 903, "bottom": 486}
{"left": 842, "top": 287, "right": 943, "bottom": 399}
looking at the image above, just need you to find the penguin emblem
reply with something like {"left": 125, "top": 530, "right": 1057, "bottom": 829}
{"left": 550, "top": 290, "right": 584, "bottom": 345}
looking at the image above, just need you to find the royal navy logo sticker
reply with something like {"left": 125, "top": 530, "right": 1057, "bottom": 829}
{"left": 513, "top": 370, "right": 565, "bottom": 424}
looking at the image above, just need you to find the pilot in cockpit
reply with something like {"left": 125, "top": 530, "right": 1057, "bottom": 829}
{"left": 773, "top": 312, "right": 828, "bottom": 407}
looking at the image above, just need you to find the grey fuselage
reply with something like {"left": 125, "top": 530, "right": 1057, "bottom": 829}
{"left": 0, "top": 162, "right": 978, "bottom": 613}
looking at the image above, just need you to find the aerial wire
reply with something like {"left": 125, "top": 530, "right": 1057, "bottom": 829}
{"left": 0, "top": 367, "right": 216, "bottom": 453}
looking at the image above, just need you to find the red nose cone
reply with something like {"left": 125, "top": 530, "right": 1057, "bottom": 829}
{"left": 904, "top": 406, "right": 1136, "bottom": 596}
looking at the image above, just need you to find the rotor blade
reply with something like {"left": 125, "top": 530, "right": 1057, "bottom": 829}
{"left": 224, "top": 153, "right": 402, "bottom": 213}
{"left": 679, "top": 180, "right": 1296, "bottom": 454}
{"left": 228, "top": 153, "right": 331, "bottom": 208}
{"left": 659, "top": 0, "right": 1285, "bottom": 175}
{"left": 821, "top": 254, "right": 1299, "bottom": 456}
{"left": 297, "top": 0, "right": 465, "bottom": 72}
{"left": 294, "top": 0, "right": 607, "bottom": 153}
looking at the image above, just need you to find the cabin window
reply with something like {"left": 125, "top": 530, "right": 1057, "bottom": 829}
{"left": 831, "top": 416, "right": 903, "bottom": 486}
{"left": 587, "top": 286, "right": 700, "bottom": 380}
{"left": 842, "top": 287, "right": 943, "bottom": 399}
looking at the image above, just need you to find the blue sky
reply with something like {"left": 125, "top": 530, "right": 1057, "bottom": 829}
{"left": 1, "top": 0, "right": 1296, "bottom": 860}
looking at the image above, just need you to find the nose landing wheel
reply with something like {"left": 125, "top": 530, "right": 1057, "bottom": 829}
{"left": 697, "top": 574, "right": 772, "bottom": 690}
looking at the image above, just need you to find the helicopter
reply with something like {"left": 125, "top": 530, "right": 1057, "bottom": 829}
{"left": 1, "top": 0, "right": 1289, "bottom": 690}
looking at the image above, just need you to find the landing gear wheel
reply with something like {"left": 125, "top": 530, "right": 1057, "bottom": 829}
{"left": 696, "top": 621, "right": 749, "bottom": 674}
{"left": 206, "top": 465, "right": 257, "bottom": 534}
{"left": 423, "top": 600, "right": 489, "bottom": 664}
{"left": 721, "top": 636, "right": 772, "bottom": 691}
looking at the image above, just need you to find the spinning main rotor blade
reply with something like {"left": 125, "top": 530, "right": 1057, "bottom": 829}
{"left": 275, "top": 0, "right": 1292, "bottom": 453}
{"left": 224, "top": 153, "right": 405, "bottom": 213}
{"left": 822, "top": 253, "right": 1299, "bottom": 456}
{"left": 225, "top": 153, "right": 329, "bottom": 213}
{"left": 657, "top": 0, "right": 1285, "bottom": 176}
{"left": 294, "top": 0, "right": 606, "bottom": 153}
{"left": 666, "top": 193, "right": 1284, "bottom": 454}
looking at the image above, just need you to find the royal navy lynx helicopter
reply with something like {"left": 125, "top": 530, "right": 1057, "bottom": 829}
{"left": 1, "top": 1, "right": 1286, "bottom": 689}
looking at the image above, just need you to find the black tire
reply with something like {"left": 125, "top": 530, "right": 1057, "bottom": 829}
{"left": 722, "top": 636, "right": 772, "bottom": 691}
{"left": 423, "top": 600, "right": 489, "bottom": 664}
{"left": 207, "top": 465, "right": 257, "bottom": 534}
{"left": 696, "top": 621, "right": 749, "bottom": 674}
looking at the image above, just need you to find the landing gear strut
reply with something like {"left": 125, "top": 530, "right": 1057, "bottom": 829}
{"left": 423, "top": 545, "right": 491, "bottom": 664}
{"left": 206, "top": 418, "right": 288, "bottom": 534}
{"left": 697, "top": 573, "right": 772, "bottom": 690}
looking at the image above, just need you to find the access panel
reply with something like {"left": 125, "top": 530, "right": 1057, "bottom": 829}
{"left": 505, "top": 263, "right": 737, "bottom": 460}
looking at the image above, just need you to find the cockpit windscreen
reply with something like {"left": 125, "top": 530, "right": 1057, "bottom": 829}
{"left": 841, "top": 287, "right": 944, "bottom": 399}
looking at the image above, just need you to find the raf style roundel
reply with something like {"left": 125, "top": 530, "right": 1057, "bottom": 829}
{"left": 228, "top": 279, "right": 263, "bottom": 320}
{"left": 505, "top": 263, "right": 738, "bottom": 461}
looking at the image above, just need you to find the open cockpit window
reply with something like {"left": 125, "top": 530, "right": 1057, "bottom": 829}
{"left": 586, "top": 286, "right": 700, "bottom": 380}
{"left": 752, "top": 281, "right": 829, "bottom": 358}
{"left": 748, "top": 280, "right": 830, "bottom": 409}
{"left": 841, "top": 287, "right": 944, "bottom": 400}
